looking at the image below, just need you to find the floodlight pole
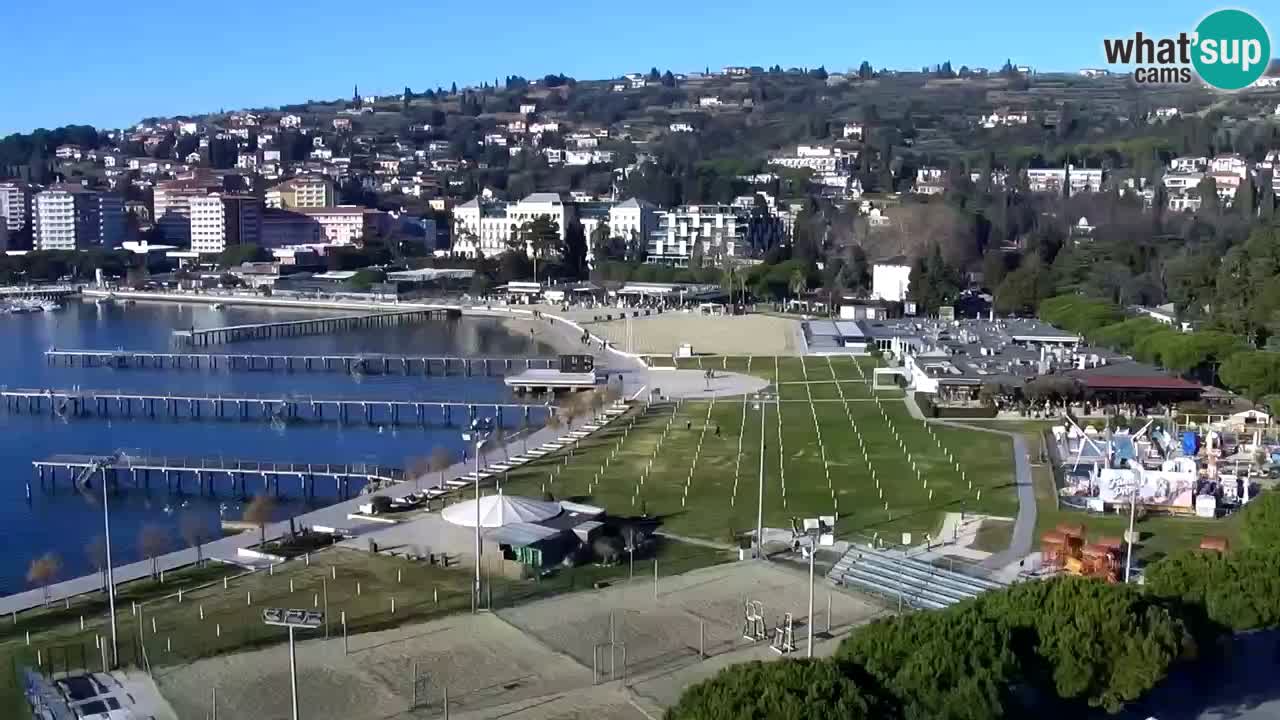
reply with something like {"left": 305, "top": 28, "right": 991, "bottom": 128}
{"left": 807, "top": 538, "right": 816, "bottom": 658}
{"left": 1125, "top": 476, "right": 1138, "bottom": 583}
{"left": 101, "top": 464, "right": 118, "bottom": 668}
{"left": 755, "top": 395, "right": 767, "bottom": 560}
{"left": 288, "top": 625, "right": 299, "bottom": 720}
{"left": 465, "top": 428, "right": 491, "bottom": 613}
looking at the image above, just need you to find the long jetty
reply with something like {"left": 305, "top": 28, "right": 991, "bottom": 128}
{"left": 29, "top": 454, "right": 402, "bottom": 502}
{"left": 45, "top": 349, "right": 558, "bottom": 376}
{"left": 0, "top": 285, "right": 79, "bottom": 300}
{"left": 170, "top": 308, "right": 456, "bottom": 347}
{"left": 1, "top": 388, "right": 546, "bottom": 425}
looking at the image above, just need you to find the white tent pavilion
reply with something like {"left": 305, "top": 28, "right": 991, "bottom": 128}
{"left": 441, "top": 494, "right": 562, "bottom": 528}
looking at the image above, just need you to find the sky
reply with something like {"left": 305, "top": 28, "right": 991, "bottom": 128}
{"left": 1, "top": 0, "right": 1276, "bottom": 136}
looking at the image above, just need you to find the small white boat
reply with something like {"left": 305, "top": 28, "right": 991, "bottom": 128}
{"left": 211, "top": 303, "right": 226, "bottom": 310}
{"left": 94, "top": 296, "right": 111, "bottom": 305}
{"left": 116, "top": 298, "right": 136, "bottom": 306}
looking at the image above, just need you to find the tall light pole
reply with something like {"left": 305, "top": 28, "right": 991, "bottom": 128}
{"left": 263, "top": 608, "right": 323, "bottom": 720}
{"left": 463, "top": 420, "right": 493, "bottom": 612}
{"left": 99, "top": 461, "right": 118, "bottom": 667}
{"left": 797, "top": 517, "right": 834, "bottom": 658}
{"left": 752, "top": 393, "right": 776, "bottom": 560}
{"left": 1125, "top": 465, "right": 1141, "bottom": 583}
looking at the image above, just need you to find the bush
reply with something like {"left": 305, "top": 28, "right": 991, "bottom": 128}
{"left": 915, "top": 393, "right": 998, "bottom": 419}
{"left": 833, "top": 577, "right": 1194, "bottom": 715}
{"left": 666, "top": 659, "right": 885, "bottom": 720}
{"left": 1145, "top": 548, "right": 1280, "bottom": 632}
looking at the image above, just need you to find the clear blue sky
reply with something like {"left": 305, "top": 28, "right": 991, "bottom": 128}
{"left": 1, "top": 0, "right": 1274, "bottom": 135}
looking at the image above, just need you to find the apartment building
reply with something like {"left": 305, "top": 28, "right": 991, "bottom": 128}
{"left": 1026, "top": 166, "right": 1104, "bottom": 193}
{"left": 266, "top": 175, "right": 336, "bottom": 209}
{"left": 646, "top": 204, "right": 783, "bottom": 266}
{"left": 290, "top": 206, "right": 386, "bottom": 245}
{"left": 768, "top": 145, "right": 851, "bottom": 174}
{"left": 189, "top": 194, "right": 263, "bottom": 255}
{"left": 33, "top": 185, "right": 125, "bottom": 250}
{"left": 154, "top": 175, "right": 222, "bottom": 243}
{"left": 452, "top": 193, "right": 572, "bottom": 259}
{"left": 0, "top": 180, "right": 33, "bottom": 235}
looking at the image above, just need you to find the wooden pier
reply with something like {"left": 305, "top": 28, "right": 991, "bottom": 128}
{"left": 44, "top": 349, "right": 558, "bottom": 376}
{"left": 1, "top": 388, "right": 547, "bottom": 426}
{"left": 28, "top": 453, "right": 403, "bottom": 501}
{"left": 170, "top": 308, "right": 456, "bottom": 347}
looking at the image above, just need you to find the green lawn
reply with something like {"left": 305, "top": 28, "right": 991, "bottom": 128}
{"left": 0, "top": 540, "right": 728, "bottom": 718}
{"left": 500, "top": 397, "right": 1017, "bottom": 547}
{"left": 972, "top": 519, "right": 1015, "bottom": 553}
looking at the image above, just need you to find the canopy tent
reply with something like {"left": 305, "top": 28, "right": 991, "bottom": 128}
{"left": 441, "top": 494, "right": 562, "bottom": 528}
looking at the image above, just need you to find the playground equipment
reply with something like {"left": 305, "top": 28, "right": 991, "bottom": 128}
{"left": 742, "top": 600, "right": 768, "bottom": 642}
{"left": 770, "top": 613, "right": 796, "bottom": 655}
{"left": 1038, "top": 524, "right": 1122, "bottom": 582}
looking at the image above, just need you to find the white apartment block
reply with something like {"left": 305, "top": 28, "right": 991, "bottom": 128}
{"left": 842, "top": 123, "right": 864, "bottom": 140}
{"left": 1162, "top": 172, "right": 1203, "bottom": 192}
{"left": 1170, "top": 156, "right": 1209, "bottom": 173}
{"left": 34, "top": 186, "right": 124, "bottom": 250}
{"left": 871, "top": 261, "right": 912, "bottom": 302}
{"left": 1209, "top": 154, "right": 1249, "bottom": 178}
{"left": 608, "top": 198, "right": 656, "bottom": 244}
{"left": 768, "top": 145, "right": 850, "bottom": 174}
{"left": 189, "top": 195, "right": 263, "bottom": 255}
{"left": 646, "top": 205, "right": 745, "bottom": 265}
{"left": 1026, "top": 166, "right": 1104, "bottom": 193}
{"left": 669, "top": 122, "right": 695, "bottom": 133}
{"left": 291, "top": 206, "right": 376, "bottom": 245}
{"left": 280, "top": 114, "right": 303, "bottom": 129}
{"left": 452, "top": 193, "right": 570, "bottom": 259}
{"left": 0, "top": 181, "right": 32, "bottom": 233}
{"left": 980, "top": 110, "right": 1029, "bottom": 128}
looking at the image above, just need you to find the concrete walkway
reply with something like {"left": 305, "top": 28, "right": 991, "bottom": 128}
{"left": 902, "top": 393, "right": 1036, "bottom": 570}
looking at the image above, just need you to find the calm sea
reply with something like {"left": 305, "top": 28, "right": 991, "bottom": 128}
{"left": 0, "top": 300, "right": 556, "bottom": 595}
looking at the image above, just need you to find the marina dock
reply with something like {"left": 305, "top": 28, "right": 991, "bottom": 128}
{"left": 170, "top": 308, "right": 456, "bottom": 346}
{"left": 29, "top": 453, "right": 403, "bottom": 501}
{"left": 505, "top": 369, "right": 601, "bottom": 393}
{"left": 0, "top": 285, "right": 79, "bottom": 301}
{"left": 1, "top": 388, "right": 547, "bottom": 425}
{"left": 45, "top": 349, "right": 558, "bottom": 376}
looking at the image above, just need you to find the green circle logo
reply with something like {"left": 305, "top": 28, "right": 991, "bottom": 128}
{"left": 1192, "top": 9, "right": 1271, "bottom": 90}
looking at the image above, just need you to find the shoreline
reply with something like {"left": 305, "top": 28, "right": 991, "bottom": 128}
{"left": 80, "top": 289, "right": 649, "bottom": 366}
{"left": 0, "top": 292, "right": 650, "bottom": 612}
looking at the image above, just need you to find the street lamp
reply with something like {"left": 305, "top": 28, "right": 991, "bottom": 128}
{"left": 463, "top": 418, "right": 494, "bottom": 612}
{"left": 262, "top": 607, "right": 323, "bottom": 720}
{"left": 95, "top": 457, "right": 119, "bottom": 668}
{"left": 750, "top": 392, "right": 777, "bottom": 560}
{"left": 795, "top": 516, "right": 835, "bottom": 658}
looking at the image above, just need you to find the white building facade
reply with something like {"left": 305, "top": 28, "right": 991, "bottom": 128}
{"left": 34, "top": 187, "right": 125, "bottom": 251}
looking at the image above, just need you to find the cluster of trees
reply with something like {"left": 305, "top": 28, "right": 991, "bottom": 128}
{"left": 1038, "top": 295, "right": 1280, "bottom": 408}
{"left": 671, "top": 578, "right": 1198, "bottom": 719}
{"left": 0, "top": 249, "right": 136, "bottom": 284}
{"left": 1145, "top": 492, "right": 1280, "bottom": 633}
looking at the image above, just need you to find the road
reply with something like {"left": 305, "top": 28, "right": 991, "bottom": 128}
{"left": 902, "top": 393, "right": 1036, "bottom": 568}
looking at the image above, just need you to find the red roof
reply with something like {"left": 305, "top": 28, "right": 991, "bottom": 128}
{"left": 1079, "top": 375, "right": 1202, "bottom": 391}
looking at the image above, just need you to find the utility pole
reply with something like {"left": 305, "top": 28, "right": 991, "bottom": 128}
{"left": 101, "top": 463, "right": 118, "bottom": 667}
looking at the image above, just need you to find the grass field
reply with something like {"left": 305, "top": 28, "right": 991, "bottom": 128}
{"left": 499, "top": 381, "right": 1016, "bottom": 547}
{"left": 0, "top": 540, "right": 728, "bottom": 718}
